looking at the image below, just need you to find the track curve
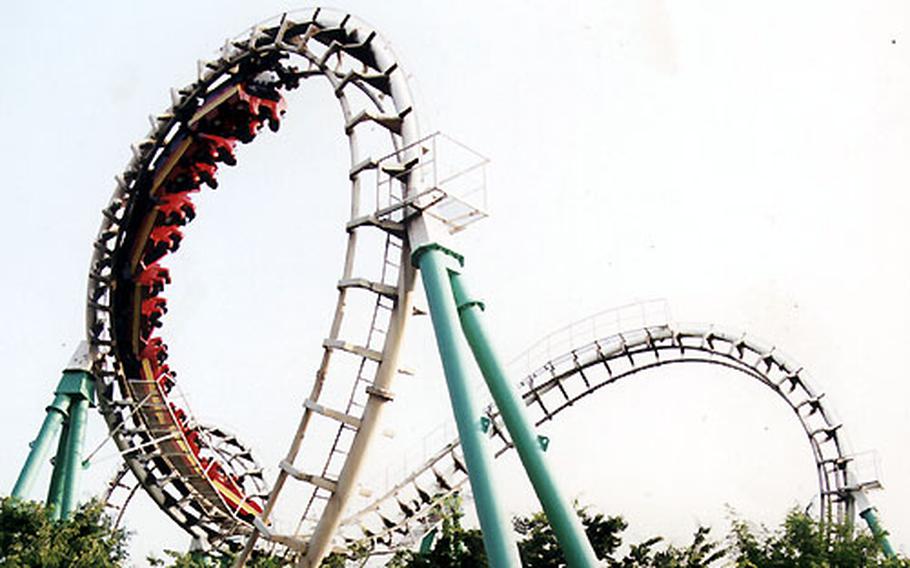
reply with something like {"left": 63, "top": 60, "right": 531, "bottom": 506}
{"left": 335, "top": 323, "right": 860, "bottom": 555}
{"left": 83, "top": 9, "right": 855, "bottom": 563}
{"left": 86, "top": 9, "right": 425, "bottom": 556}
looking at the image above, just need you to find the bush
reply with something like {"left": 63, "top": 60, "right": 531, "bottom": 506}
{"left": 0, "top": 497, "right": 129, "bottom": 567}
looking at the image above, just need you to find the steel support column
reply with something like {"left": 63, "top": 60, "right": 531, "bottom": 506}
{"left": 13, "top": 343, "right": 95, "bottom": 520}
{"left": 46, "top": 419, "right": 71, "bottom": 518}
{"left": 12, "top": 393, "right": 71, "bottom": 500}
{"left": 414, "top": 244, "right": 521, "bottom": 568}
{"left": 60, "top": 394, "right": 90, "bottom": 518}
{"left": 451, "top": 272, "right": 599, "bottom": 567}
{"left": 860, "top": 507, "right": 895, "bottom": 558}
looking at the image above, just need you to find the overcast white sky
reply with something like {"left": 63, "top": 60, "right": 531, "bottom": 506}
{"left": 1, "top": 1, "right": 909, "bottom": 565}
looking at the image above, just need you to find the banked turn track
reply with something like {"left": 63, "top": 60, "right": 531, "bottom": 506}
{"left": 85, "top": 7, "right": 869, "bottom": 567}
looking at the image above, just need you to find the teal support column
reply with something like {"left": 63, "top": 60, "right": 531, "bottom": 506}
{"left": 414, "top": 244, "right": 522, "bottom": 568}
{"left": 12, "top": 393, "right": 71, "bottom": 499}
{"left": 860, "top": 507, "right": 896, "bottom": 558}
{"left": 451, "top": 272, "right": 599, "bottom": 568}
{"left": 419, "top": 527, "right": 438, "bottom": 555}
{"left": 46, "top": 420, "right": 72, "bottom": 519}
{"left": 60, "top": 392, "right": 90, "bottom": 518}
{"left": 13, "top": 346, "right": 95, "bottom": 521}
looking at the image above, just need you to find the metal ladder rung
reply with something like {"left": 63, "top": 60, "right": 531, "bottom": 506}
{"left": 253, "top": 517, "right": 306, "bottom": 551}
{"left": 279, "top": 460, "right": 338, "bottom": 492}
{"left": 337, "top": 278, "right": 397, "bottom": 300}
{"left": 345, "top": 107, "right": 412, "bottom": 135}
{"left": 354, "top": 187, "right": 449, "bottom": 237}
{"left": 334, "top": 30, "right": 380, "bottom": 71}
{"left": 346, "top": 215, "right": 405, "bottom": 235}
{"left": 381, "top": 156, "right": 419, "bottom": 178}
{"left": 334, "top": 63, "right": 397, "bottom": 97}
{"left": 349, "top": 157, "right": 378, "bottom": 180}
{"left": 323, "top": 338, "right": 383, "bottom": 362}
{"left": 312, "top": 25, "right": 350, "bottom": 46}
{"left": 304, "top": 398, "right": 362, "bottom": 429}
{"left": 316, "top": 41, "right": 343, "bottom": 67}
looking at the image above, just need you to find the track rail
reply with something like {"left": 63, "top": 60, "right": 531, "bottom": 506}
{"left": 87, "top": 9, "right": 426, "bottom": 557}
{"left": 335, "top": 323, "right": 861, "bottom": 554}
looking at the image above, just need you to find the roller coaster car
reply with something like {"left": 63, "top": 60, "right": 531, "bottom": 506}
{"left": 190, "top": 78, "right": 286, "bottom": 143}
{"left": 140, "top": 296, "right": 167, "bottom": 335}
{"left": 195, "top": 133, "right": 237, "bottom": 166}
{"left": 140, "top": 337, "right": 168, "bottom": 367}
{"left": 145, "top": 225, "right": 183, "bottom": 264}
{"left": 185, "top": 428, "right": 204, "bottom": 455}
{"left": 238, "top": 81, "right": 287, "bottom": 133}
{"left": 190, "top": 86, "right": 261, "bottom": 144}
{"left": 163, "top": 163, "right": 203, "bottom": 194}
{"left": 111, "top": 56, "right": 296, "bottom": 530}
{"left": 136, "top": 263, "right": 171, "bottom": 295}
{"left": 170, "top": 403, "right": 187, "bottom": 427}
{"left": 194, "top": 161, "right": 218, "bottom": 189}
{"left": 156, "top": 367, "right": 175, "bottom": 394}
{"left": 156, "top": 192, "right": 197, "bottom": 226}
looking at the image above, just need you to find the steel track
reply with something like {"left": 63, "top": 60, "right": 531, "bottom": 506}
{"left": 87, "top": 8, "right": 426, "bottom": 560}
{"left": 84, "top": 9, "right": 853, "bottom": 565}
{"left": 334, "top": 323, "right": 862, "bottom": 555}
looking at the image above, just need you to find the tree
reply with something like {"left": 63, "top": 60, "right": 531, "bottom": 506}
{"left": 727, "top": 509, "right": 910, "bottom": 568}
{"left": 388, "top": 499, "right": 908, "bottom": 568}
{"left": 147, "top": 547, "right": 313, "bottom": 567}
{"left": 0, "top": 497, "right": 129, "bottom": 567}
{"left": 611, "top": 527, "right": 725, "bottom": 568}
{"left": 513, "top": 507, "right": 627, "bottom": 566}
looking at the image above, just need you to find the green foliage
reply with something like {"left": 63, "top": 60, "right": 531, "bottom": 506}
{"left": 388, "top": 500, "right": 906, "bottom": 568}
{"left": 0, "top": 497, "right": 129, "bottom": 567}
{"left": 510, "top": 504, "right": 724, "bottom": 568}
{"left": 610, "top": 526, "right": 726, "bottom": 567}
{"left": 728, "top": 509, "right": 909, "bottom": 568}
{"left": 387, "top": 494, "right": 487, "bottom": 568}
{"left": 147, "top": 547, "right": 290, "bottom": 567}
{"left": 8, "top": 492, "right": 903, "bottom": 568}
{"left": 145, "top": 543, "right": 365, "bottom": 567}
{"left": 514, "top": 506, "right": 627, "bottom": 566}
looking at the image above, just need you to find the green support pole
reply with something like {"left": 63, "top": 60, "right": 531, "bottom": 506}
{"left": 419, "top": 527, "right": 438, "bottom": 555}
{"left": 13, "top": 344, "right": 95, "bottom": 521}
{"left": 860, "top": 508, "right": 896, "bottom": 558}
{"left": 12, "top": 393, "right": 71, "bottom": 500}
{"left": 46, "top": 420, "right": 72, "bottom": 519}
{"left": 414, "top": 244, "right": 522, "bottom": 568}
{"left": 60, "top": 393, "right": 90, "bottom": 519}
{"left": 450, "top": 272, "right": 599, "bottom": 568}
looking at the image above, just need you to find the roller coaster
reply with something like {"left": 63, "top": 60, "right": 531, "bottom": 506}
{"left": 9, "top": 7, "right": 897, "bottom": 568}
